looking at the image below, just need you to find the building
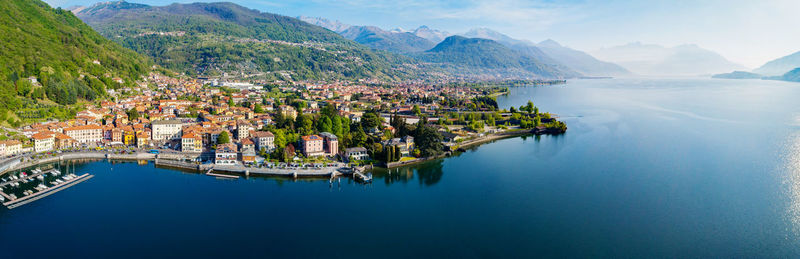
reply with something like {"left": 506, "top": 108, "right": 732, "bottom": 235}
{"left": 236, "top": 123, "right": 252, "bottom": 140}
{"left": 240, "top": 138, "right": 255, "bottom": 152}
{"left": 240, "top": 147, "right": 256, "bottom": 164}
{"left": 151, "top": 119, "right": 183, "bottom": 141}
{"left": 181, "top": 132, "right": 203, "bottom": 153}
{"left": 136, "top": 131, "right": 151, "bottom": 148}
{"left": 63, "top": 125, "right": 103, "bottom": 145}
{"left": 0, "top": 140, "right": 22, "bottom": 156}
{"left": 319, "top": 132, "right": 338, "bottom": 157}
{"left": 300, "top": 135, "right": 324, "bottom": 157}
{"left": 382, "top": 136, "right": 415, "bottom": 157}
{"left": 344, "top": 147, "right": 369, "bottom": 161}
{"left": 215, "top": 143, "right": 238, "bottom": 165}
{"left": 251, "top": 131, "right": 275, "bottom": 152}
{"left": 111, "top": 128, "right": 123, "bottom": 144}
{"left": 32, "top": 132, "right": 55, "bottom": 153}
{"left": 278, "top": 105, "right": 297, "bottom": 120}
{"left": 54, "top": 133, "right": 75, "bottom": 149}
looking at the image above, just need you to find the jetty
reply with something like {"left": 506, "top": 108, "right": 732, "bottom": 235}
{"left": 1, "top": 172, "right": 93, "bottom": 209}
{"left": 205, "top": 169, "right": 240, "bottom": 179}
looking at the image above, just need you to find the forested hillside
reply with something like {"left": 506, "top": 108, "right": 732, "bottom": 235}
{"left": 74, "top": 1, "right": 412, "bottom": 81}
{"left": 0, "top": 0, "right": 151, "bottom": 125}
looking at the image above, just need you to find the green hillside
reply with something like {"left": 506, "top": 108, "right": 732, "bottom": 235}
{"left": 340, "top": 26, "right": 436, "bottom": 53}
{"left": 415, "top": 36, "right": 577, "bottom": 79}
{"left": 0, "top": 0, "right": 151, "bottom": 124}
{"left": 74, "top": 1, "right": 411, "bottom": 81}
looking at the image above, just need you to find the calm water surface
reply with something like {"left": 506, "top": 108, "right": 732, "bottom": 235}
{"left": 2, "top": 78, "right": 800, "bottom": 257}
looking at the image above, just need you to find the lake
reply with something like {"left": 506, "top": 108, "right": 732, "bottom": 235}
{"left": 2, "top": 78, "right": 800, "bottom": 257}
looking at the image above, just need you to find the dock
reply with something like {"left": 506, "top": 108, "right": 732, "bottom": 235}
{"left": 2, "top": 173, "right": 93, "bottom": 209}
{"left": 354, "top": 171, "right": 372, "bottom": 183}
{"left": 206, "top": 170, "right": 240, "bottom": 179}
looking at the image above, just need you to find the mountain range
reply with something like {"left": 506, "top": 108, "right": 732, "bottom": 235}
{"left": 298, "top": 17, "right": 629, "bottom": 77}
{"left": 339, "top": 26, "right": 436, "bottom": 53}
{"left": 412, "top": 36, "right": 578, "bottom": 79}
{"left": 72, "top": 1, "right": 410, "bottom": 81}
{"left": 753, "top": 51, "right": 800, "bottom": 76}
{"left": 591, "top": 42, "right": 746, "bottom": 76}
{"left": 460, "top": 28, "right": 630, "bottom": 77}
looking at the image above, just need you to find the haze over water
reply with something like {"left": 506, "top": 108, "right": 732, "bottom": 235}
{"left": 2, "top": 78, "right": 800, "bottom": 257}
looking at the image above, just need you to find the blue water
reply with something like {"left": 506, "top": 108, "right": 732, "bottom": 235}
{"left": 2, "top": 78, "right": 800, "bottom": 257}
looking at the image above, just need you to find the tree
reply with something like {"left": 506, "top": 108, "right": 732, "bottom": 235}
{"left": 414, "top": 124, "right": 444, "bottom": 157}
{"left": 296, "top": 114, "right": 314, "bottom": 135}
{"left": 217, "top": 131, "right": 230, "bottom": 144}
{"left": 361, "top": 112, "right": 382, "bottom": 129}
{"left": 393, "top": 145, "right": 401, "bottom": 161}
{"left": 352, "top": 127, "right": 367, "bottom": 147}
{"left": 228, "top": 98, "right": 235, "bottom": 107}
{"left": 283, "top": 144, "right": 295, "bottom": 162}
{"left": 127, "top": 108, "right": 140, "bottom": 120}
{"left": 317, "top": 116, "right": 332, "bottom": 133}
{"left": 254, "top": 103, "right": 264, "bottom": 113}
{"left": 331, "top": 116, "right": 343, "bottom": 136}
{"left": 412, "top": 105, "right": 421, "bottom": 116}
{"left": 525, "top": 100, "right": 535, "bottom": 114}
{"left": 510, "top": 106, "right": 517, "bottom": 113}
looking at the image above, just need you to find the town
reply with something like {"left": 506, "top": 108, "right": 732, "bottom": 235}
{"left": 0, "top": 73, "right": 566, "bottom": 172}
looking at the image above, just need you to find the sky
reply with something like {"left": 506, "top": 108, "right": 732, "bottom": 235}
{"left": 46, "top": 0, "right": 800, "bottom": 68}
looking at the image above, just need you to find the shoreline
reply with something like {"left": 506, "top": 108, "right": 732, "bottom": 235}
{"left": 385, "top": 127, "right": 565, "bottom": 169}
{"left": 0, "top": 152, "right": 348, "bottom": 179}
{"left": 0, "top": 127, "right": 564, "bottom": 176}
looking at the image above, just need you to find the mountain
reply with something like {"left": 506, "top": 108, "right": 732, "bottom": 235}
{"left": 461, "top": 28, "right": 628, "bottom": 77}
{"left": 414, "top": 36, "right": 577, "bottom": 79}
{"left": 412, "top": 26, "right": 451, "bottom": 44}
{"left": 73, "top": 1, "right": 409, "bottom": 81}
{"left": 340, "top": 26, "right": 435, "bottom": 53}
{"left": 0, "top": 0, "right": 150, "bottom": 122}
{"left": 753, "top": 51, "right": 800, "bottom": 76}
{"left": 711, "top": 71, "right": 762, "bottom": 79}
{"left": 535, "top": 40, "right": 631, "bottom": 77}
{"left": 462, "top": 28, "right": 531, "bottom": 46}
{"left": 779, "top": 68, "right": 800, "bottom": 82}
{"left": 297, "top": 15, "right": 350, "bottom": 33}
{"left": 591, "top": 42, "right": 746, "bottom": 76}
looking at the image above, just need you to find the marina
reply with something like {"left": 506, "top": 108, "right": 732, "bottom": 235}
{"left": 0, "top": 162, "right": 93, "bottom": 209}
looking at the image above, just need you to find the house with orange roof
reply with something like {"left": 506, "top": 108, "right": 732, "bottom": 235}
{"left": 32, "top": 131, "right": 55, "bottom": 153}
{"left": 181, "top": 132, "right": 203, "bottom": 153}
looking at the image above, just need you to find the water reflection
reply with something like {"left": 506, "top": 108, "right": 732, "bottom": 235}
{"left": 784, "top": 132, "right": 800, "bottom": 238}
{"left": 374, "top": 159, "right": 445, "bottom": 187}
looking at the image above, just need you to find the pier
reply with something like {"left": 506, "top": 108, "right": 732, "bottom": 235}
{"left": 2, "top": 173, "right": 93, "bottom": 209}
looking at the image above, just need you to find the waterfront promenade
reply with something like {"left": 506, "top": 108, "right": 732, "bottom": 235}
{"left": 0, "top": 150, "right": 347, "bottom": 178}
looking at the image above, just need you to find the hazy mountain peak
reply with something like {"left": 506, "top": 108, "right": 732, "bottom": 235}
{"left": 591, "top": 43, "right": 745, "bottom": 76}
{"left": 297, "top": 16, "right": 351, "bottom": 33}
{"left": 461, "top": 27, "right": 530, "bottom": 47}
{"left": 752, "top": 50, "right": 800, "bottom": 76}
{"left": 390, "top": 27, "right": 407, "bottom": 33}
{"left": 538, "top": 39, "right": 561, "bottom": 47}
{"left": 412, "top": 26, "right": 450, "bottom": 44}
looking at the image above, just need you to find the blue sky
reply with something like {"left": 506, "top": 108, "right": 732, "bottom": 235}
{"left": 47, "top": 0, "right": 800, "bottom": 68}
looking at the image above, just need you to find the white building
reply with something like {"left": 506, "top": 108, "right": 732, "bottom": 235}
{"left": 0, "top": 140, "right": 22, "bottom": 156}
{"left": 215, "top": 143, "right": 238, "bottom": 165}
{"left": 251, "top": 131, "right": 275, "bottom": 152}
{"left": 32, "top": 132, "right": 55, "bottom": 153}
{"left": 63, "top": 125, "right": 103, "bottom": 145}
{"left": 152, "top": 120, "right": 183, "bottom": 141}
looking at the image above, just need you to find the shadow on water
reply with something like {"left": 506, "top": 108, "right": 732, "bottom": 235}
{"left": 373, "top": 159, "right": 445, "bottom": 187}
